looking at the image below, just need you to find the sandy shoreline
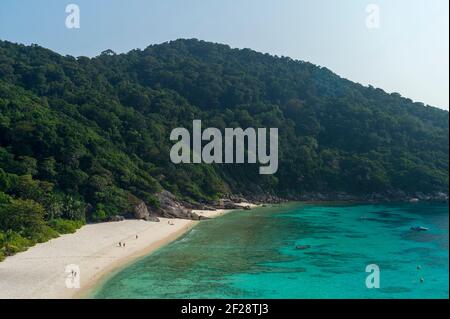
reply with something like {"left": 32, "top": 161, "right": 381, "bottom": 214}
{"left": 0, "top": 208, "right": 234, "bottom": 299}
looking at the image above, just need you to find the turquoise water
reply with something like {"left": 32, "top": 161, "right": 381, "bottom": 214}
{"left": 92, "top": 203, "right": 449, "bottom": 299}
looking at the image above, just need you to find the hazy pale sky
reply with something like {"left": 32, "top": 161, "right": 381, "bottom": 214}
{"left": 0, "top": 0, "right": 448, "bottom": 109}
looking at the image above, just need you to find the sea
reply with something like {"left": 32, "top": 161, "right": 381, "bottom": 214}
{"left": 92, "top": 202, "right": 449, "bottom": 299}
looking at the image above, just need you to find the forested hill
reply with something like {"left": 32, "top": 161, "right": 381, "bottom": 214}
{"left": 0, "top": 38, "right": 448, "bottom": 227}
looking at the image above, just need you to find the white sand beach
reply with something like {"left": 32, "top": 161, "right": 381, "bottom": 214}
{"left": 0, "top": 209, "right": 232, "bottom": 299}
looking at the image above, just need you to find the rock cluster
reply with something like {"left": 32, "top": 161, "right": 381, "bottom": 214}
{"left": 155, "top": 190, "right": 205, "bottom": 220}
{"left": 105, "top": 188, "right": 449, "bottom": 224}
{"left": 133, "top": 201, "right": 160, "bottom": 222}
{"left": 108, "top": 215, "right": 125, "bottom": 222}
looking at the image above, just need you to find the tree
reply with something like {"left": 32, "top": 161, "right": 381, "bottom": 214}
{"left": 0, "top": 199, "right": 46, "bottom": 237}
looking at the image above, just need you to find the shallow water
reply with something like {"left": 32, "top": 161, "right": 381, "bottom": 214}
{"left": 92, "top": 202, "right": 449, "bottom": 299}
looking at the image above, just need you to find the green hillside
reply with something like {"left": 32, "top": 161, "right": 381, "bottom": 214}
{"left": 0, "top": 39, "right": 448, "bottom": 258}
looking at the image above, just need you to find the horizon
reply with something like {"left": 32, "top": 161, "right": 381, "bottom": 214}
{"left": 0, "top": 0, "right": 448, "bottom": 110}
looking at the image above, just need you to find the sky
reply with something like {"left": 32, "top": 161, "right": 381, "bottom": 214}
{"left": 0, "top": 0, "right": 448, "bottom": 110}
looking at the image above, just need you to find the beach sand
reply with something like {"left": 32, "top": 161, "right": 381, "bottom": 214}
{"left": 0, "top": 208, "right": 234, "bottom": 299}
